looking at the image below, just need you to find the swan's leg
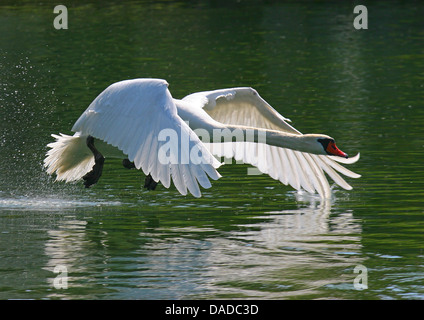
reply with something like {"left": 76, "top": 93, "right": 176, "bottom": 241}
{"left": 144, "top": 174, "right": 158, "bottom": 190}
{"left": 122, "top": 159, "right": 136, "bottom": 169}
{"left": 122, "top": 159, "right": 159, "bottom": 190}
{"left": 82, "top": 136, "right": 105, "bottom": 188}
{"left": 123, "top": 159, "right": 158, "bottom": 190}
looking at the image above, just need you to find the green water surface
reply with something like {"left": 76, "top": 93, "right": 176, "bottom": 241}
{"left": 0, "top": 1, "right": 423, "bottom": 300}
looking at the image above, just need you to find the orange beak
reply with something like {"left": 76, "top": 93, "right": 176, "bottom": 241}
{"left": 327, "top": 141, "right": 348, "bottom": 158}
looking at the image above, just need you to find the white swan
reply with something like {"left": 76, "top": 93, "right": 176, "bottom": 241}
{"left": 44, "top": 78, "right": 360, "bottom": 198}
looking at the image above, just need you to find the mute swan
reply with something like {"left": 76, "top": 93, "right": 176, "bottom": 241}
{"left": 44, "top": 78, "right": 360, "bottom": 198}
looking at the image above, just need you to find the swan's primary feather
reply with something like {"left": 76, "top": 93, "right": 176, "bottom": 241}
{"left": 183, "top": 87, "right": 360, "bottom": 198}
{"left": 71, "top": 79, "right": 221, "bottom": 197}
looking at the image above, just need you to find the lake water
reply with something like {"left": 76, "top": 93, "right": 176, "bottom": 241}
{"left": 0, "top": 1, "right": 423, "bottom": 300}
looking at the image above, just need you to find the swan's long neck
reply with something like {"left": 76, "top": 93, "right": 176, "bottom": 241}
{"left": 210, "top": 124, "right": 312, "bottom": 153}
{"left": 175, "top": 99, "right": 320, "bottom": 155}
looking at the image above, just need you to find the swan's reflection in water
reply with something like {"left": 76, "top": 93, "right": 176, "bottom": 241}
{"left": 43, "top": 219, "right": 91, "bottom": 298}
{"left": 203, "top": 195, "right": 363, "bottom": 298}
{"left": 42, "top": 194, "right": 363, "bottom": 299}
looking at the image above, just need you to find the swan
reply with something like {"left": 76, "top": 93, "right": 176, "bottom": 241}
{"left": 44, "top": 78, "right": 360, "bottom": 198}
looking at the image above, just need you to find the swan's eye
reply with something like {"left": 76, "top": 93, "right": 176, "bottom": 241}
{"left": 317, "top": 138, "right": 330, "bottom": 148}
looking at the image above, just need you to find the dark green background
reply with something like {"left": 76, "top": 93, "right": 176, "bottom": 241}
{"left": 0, "top": 0, "right": 423, "bottom": 299}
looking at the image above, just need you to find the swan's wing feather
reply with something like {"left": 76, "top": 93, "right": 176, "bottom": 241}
{"left": 184, "top": 87, "right": 360, "bottom": 198}
{"left": 183, "top": 87, "right": 301, "bottom": 134}
{"left": 72, "top": 78, "right": 221, "bottom": 197}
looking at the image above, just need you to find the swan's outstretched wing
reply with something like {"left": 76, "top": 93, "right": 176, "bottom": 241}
{"left": 183, "top": 87, "right": 360, "bottom": 198}
{"left": 183, "top": 87, "right": 300, "bottom": 134}
{"left": 72, "top": 78, "right": 221, "bottom": 197}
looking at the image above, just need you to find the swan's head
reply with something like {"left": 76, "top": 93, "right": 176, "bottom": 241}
{"left": 317, "top": 136, "right": 348, "bottom": 158}
{"left": 303, "top": 134, "right": 348, "bottom": 158}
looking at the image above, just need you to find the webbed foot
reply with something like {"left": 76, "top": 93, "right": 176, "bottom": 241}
{"left": 144, "top": 174, "right": 158, "bottom": 190}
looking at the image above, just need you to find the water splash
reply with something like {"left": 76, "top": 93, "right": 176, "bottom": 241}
{"left": 0, "top": 194, "right": 121, "bottom": 211}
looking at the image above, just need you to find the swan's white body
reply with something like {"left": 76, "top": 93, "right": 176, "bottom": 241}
{"left": 44, "top": 78, "right": 360, "bottom": 198}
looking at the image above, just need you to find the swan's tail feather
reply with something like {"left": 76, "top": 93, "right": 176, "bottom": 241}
{"left": 44, "top": 133, "right": 94, "bottom": 182}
